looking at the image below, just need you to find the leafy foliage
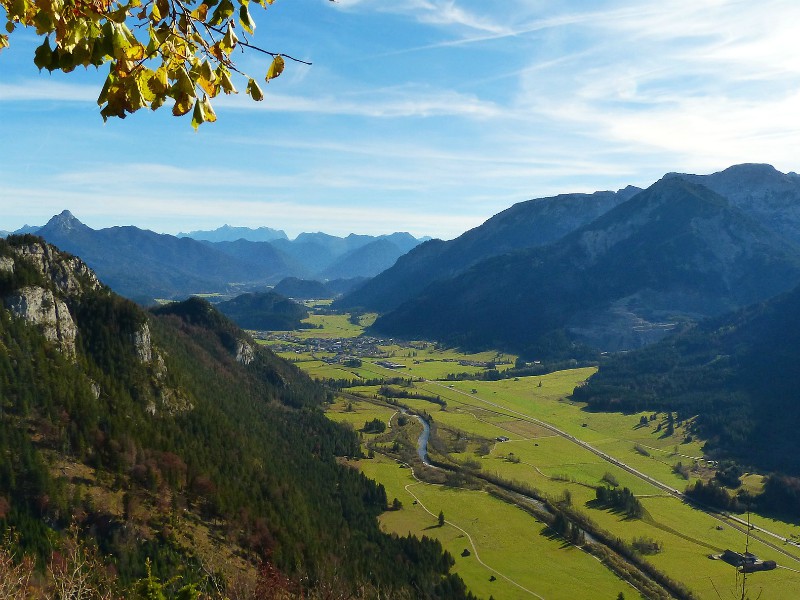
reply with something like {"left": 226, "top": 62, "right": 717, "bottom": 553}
{"left": 0, "top": 0, "right": 301, "bottom": 127}
{"left": 594, "top": 486, "right": 643, "bottom": 518}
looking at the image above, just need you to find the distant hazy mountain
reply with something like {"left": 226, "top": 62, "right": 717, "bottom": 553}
{"left": 204, "top": 238, "right": 308, "bottom": 279}
{"left": 321, "top": 238, "right": 408, "bottom": 279}
{"left": 270, "top": 231, "right": 424, "bottom": 276}
{"left": 371, "top": 177, "right": 800, "bottom": 357}
{"left": 35, "top": 211, "right": 292, "bottom": 303}
{"left": 26, "top": 211, "right": 426, "bottom": 302}
{"left": 575, "top": 281, "right": 800, "bottom": 473}
{"left": 337, "top": 186, "right": 641, "bottom": 312}
{"left": 216, "top": 291, "right": 309, "bottom": 330}
{"left": 178, "top": 224, "right": 288, "bottom": 242}
{"left": 8, "top": 224, "right": 43, "bottom": 236}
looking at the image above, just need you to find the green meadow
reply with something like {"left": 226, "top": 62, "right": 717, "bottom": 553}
{"left": 273, "top": 311, "right": 800, "bottom": 599}
{"left": 357, "top": 454, "right": 636, "bottom": 600}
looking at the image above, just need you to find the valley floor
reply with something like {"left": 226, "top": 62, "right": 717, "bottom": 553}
{"left": 259, "top": 312, "right": 800, "bottom": 600}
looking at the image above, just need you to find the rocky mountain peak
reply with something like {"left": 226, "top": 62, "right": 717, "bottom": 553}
{"left": 43, "top": 209, "right": 89, "bottom": 234}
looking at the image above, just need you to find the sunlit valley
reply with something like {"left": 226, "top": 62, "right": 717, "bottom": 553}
{"left": 4, "top": 164, "right": 800, "bottom": 598}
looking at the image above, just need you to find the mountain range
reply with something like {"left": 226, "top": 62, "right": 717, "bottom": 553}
{"left": 341, "top": 164, "right": 800, "bottom": 357}
{"left": 337, "top": 185, "right": 642, "bottom": 313}
{"left": 178, "top": 224, "right": 289, "bottom": 242}
{"left": 8, "top": 214, "right": 427, "bottom": 303}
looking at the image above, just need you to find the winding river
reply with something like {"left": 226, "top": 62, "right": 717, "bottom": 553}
{"left": 414, "top": 414, "right": 431, "bottom": 465}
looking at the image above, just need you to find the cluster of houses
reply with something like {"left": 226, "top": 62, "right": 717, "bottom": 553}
{"left": 262, "top": 333, "right": 416, "bottom": 365}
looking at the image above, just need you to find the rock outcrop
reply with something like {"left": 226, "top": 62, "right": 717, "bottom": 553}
{"left": 132, "top": 323, "right": 153, "bottom": 364}
{"left": 236, "top": 339, "right": 255, "bottom": 366}
{"left": 4, "top": 286, "right": 77, "bottom": 358}
{"left": 11, "top": 239, "right": 101, "bottom": 297}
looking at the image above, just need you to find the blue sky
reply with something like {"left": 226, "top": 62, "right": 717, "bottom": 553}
{"left": 2, "top": 0, "right": 800, "bottom": 239}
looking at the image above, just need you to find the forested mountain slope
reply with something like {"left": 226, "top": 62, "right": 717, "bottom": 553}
{"left": 215, "top": 290, "right": 309, "bottom": 330}
{"left": 574, "top": 281, "right": 800, "bottom": 475}
{"left": 0, "top": 235, "right": 473, "bottom": 598}
{"left": 371, "top": 178, "right": 800, "bottom": 357}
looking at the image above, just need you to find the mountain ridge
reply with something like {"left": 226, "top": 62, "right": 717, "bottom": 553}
{"left": 370, "top": 176, "right": 800, "bottom": 356}
{"left": 28, "top": 212, "right": 428, "bottom": 302}
{"left": 337, "top": 186, "right": 642, "bottom": 313}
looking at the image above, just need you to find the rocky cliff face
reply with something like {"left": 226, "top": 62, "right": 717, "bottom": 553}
{"left": 132, "top": 322, "right": 153, "bottom": 364}
{"left": 1, "top": 239, "right": 102, "bottom": 359}
{"left": 236, "top": 339, "right": 255, "bottom": 365}
{"left": 1, "top": 237, "right": 192, "bottom": 416}
{"left": 4, "top": 286, "right": 78, "bottom": 358}
{"left": 12, "top": 239, "right": 101, "bottom": 296}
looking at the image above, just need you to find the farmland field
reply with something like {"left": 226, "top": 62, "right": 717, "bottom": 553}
{"left": 280, "top": 309, "right": 800, "bottom": 599}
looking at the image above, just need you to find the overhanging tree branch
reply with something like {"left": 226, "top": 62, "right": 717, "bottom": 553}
{"left": 0, "top": 0, "right": 310, "bottom": 127}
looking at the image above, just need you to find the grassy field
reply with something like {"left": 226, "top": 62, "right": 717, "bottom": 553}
{"left": 295, "top": 313, "right": 367, "bottom": 338}
{"left": 412, "top": 372, "right": 800, "bottom": 599}
{"left": 356, "top": 454, "right": 636, "bottom": 600}
{"left": 268, "top": 310, "right": 800, "bottom": 599}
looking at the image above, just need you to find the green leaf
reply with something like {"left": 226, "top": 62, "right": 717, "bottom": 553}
{"left": 209, "top": 0, "right": 235, "bottom": 26}
{"left": 265, "top": 54, "right": 284, "bottom": 82}
{"left": 191, "top": 98, "right": 205, "bottom": 130}
{"left": 172, "top": 66, "right": 196, "bottom": 97}
{"left": 201, "top": 94, "right": 217, "bottom": 123}
{"left": 109, "top": 22, "right": 145, "bottom": 61}
{"left": 217, "top": 67, "right": 237, "bottom": 94}
{"left": 194, "top": 60, "right": 216, "bottom": 96}
{"left": 220, "top": 22, "right": 237, "bottom": 54}
{"left": 238, "top": 4, "right": 255, "bottom": 34}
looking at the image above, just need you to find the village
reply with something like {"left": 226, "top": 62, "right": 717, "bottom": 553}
{"left": 256, "top": 332, "right": 509, "bottom": 369}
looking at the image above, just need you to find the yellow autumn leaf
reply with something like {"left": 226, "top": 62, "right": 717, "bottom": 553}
{"left": 265, "top": 54, "right": 284, "bottom": 82}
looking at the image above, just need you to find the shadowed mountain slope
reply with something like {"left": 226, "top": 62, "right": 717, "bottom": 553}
{"left": 337, "top": 186, "right": 642, "bottom": 312}
{"left": 371, "top": 178, "right": 800, "bottom": 356}
{"left": 574, "top": 281, "right": 800, "bottom": 474}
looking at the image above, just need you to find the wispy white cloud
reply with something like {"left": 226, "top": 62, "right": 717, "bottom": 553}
{"left": 214, "top": 86, "right": 502, "bottom": 118}
{"left": 0, "top": 80, "right": 96, "bottom": 102}
{"left": 334, "top": 0, "right": 512, "bottom": 34}
{"left": 4, "top": 0, "right": 800, "bottom": 241}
